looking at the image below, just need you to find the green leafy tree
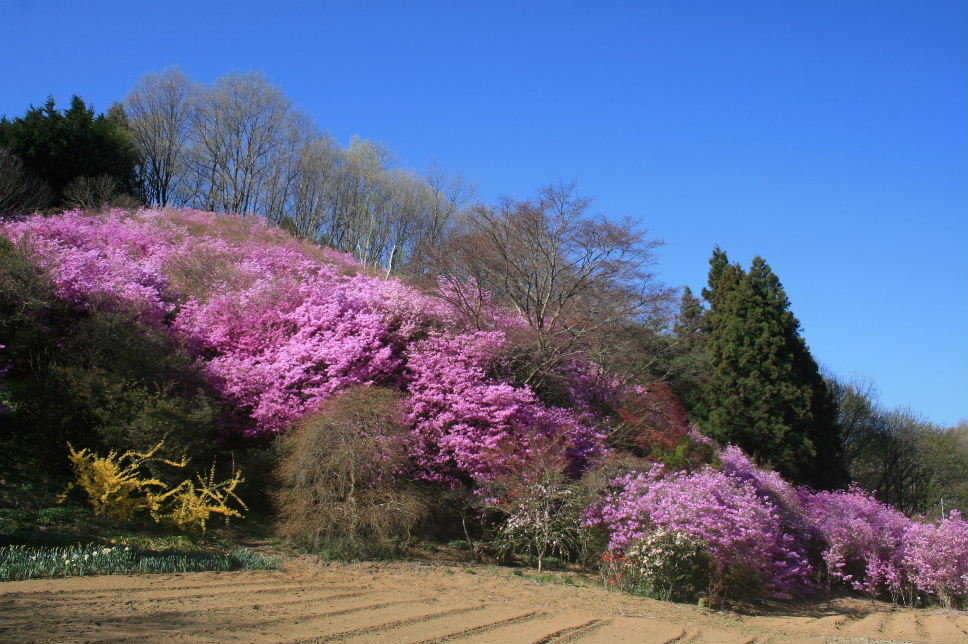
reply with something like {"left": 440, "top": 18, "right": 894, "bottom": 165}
{"left": 697, "top": 247, "right": 844, "bottom": 488}
{"left": 828, "top": 376, "right": 967, "bottom": 515}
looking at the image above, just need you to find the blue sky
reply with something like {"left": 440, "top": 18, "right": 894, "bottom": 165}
{"left": 4, "top": 1, "right": 966, "bottom": 425}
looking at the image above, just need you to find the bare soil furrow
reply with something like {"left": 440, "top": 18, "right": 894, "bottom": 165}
{"left": 2, "top": 582, "right": 362, "bottom": 607}
{"left": 296, "top": 604, "right": 489, "bottom": 644}
{"left": 529, "top": 618, "right": 606, "bottom": 644}
{"left": 399, "top": 610, "right": 545, "bottom": 644}
{"left": 0, "top": 588, "right": 383, "bottom": 632}
{"left": 1, "top": 562, "right": 964, "bottom": 644}
{"left": 0, "top": 574, "right": 327, "bottom": 597}
{"left": 97, "top": 599, "right": 435, "bottom": 644}
{"left": 923, "top": 613, "right": 968, "bottom": 642}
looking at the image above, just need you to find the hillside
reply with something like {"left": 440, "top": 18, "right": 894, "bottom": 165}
{"left": 0, "top": 207, "right": 965, "bottom": 615}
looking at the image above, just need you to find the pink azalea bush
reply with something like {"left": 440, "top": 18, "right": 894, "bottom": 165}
{"left": 589, "top": 443, "right": 968, "bottom": 603}
{"left": 404, "top": 331, "right": 605, "bottom": 482}
{"left": 799, "top": 485, "right": 910, "bottom": 598}
{"left": 3, "top": 208, "right": 609, "bottom": 481}
{"left": 801, "top": 486, "right": 968, "bottom": 605}
{"left": 902, "top": 511, "right": 968, "bottom": 607}
{"left": 585, "top": 462, "right": 814, "bottom": 598}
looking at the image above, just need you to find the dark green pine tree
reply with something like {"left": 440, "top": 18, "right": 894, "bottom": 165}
{"left": 698, "top": 247, "right": 845, "bottom": 488}
{"left": 0, "top": 95, "right": 140, "bottom": 204}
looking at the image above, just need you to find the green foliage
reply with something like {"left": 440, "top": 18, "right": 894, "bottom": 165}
{"left": 0, "top": 544, "right": 280, "bottom": 581}
{"left": 0, "top": 237, "right": 224, "bottom": 505}
{"left": 695, "top": 247, "right": 844, "bottom": 488}
{"left": 0, "top": 96, "right": 140, "bottom": 206}
{"left": 650, "top": 433, "right": 720, "bottom": 472}
{"left": 830, "top": 377, "right": 968, "bottom": 516}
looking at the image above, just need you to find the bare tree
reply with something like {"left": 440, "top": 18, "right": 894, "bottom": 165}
{"left": 424, "top": 183, "right": 674, "bottom": 396}
{"left": 0, "top": 147, "right": 52, "bottom": 215}
{"left": 120, "top": 68, "right": 470, "bottom": 273}
{"left": 125, "top": 68, "right": 194, "bottom": 206}
{"left": 63, "top": 174, "right": 118, "bottom": 209}
{"left": 186, "top": 72, "right": 309, "bottom": 214}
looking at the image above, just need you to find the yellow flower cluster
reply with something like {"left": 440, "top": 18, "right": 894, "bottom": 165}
{"left": 60, "top": 442, "right": 246, "bottom": 533}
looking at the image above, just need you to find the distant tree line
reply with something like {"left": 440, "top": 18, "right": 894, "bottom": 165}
{"left": 828, "top": 377, "right": 967, "bottom": 516}
{"left": 125, "top": 69, "right": 472, "bottom": 272}
{"left": 0, "top": 69, "right": 473, "bottom": 273}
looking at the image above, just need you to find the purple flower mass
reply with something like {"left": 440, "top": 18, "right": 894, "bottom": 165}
{"left": 4, "top": 208, "right": 605, "bottom": 480}
{"left": 5, "top": 207, "right": 965, "bottom": 604}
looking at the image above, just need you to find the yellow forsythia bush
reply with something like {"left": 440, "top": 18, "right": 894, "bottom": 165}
{"left": 161, "top": 466, "right": 247, "bottom": 534}
{"left": 61, "top": 441, "right": 246, "bottom": 533}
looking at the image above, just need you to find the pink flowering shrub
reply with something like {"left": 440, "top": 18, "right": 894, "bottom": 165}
{"left": 405, "top": 331, "right": 605, "bottom": 483}
{"left": 589, "top": 439, "right": 968, "bottom": 605}
{"left": 902, "top": 511, "right": 968, "bottom": 607}
{"left": 801, "top": 486, "right": 968, "bottom": 605}
{"left": 586, "top": 462, "right": 815, "bottom": 598}
{"left": 799, "top": 486, "right": 909, "bottom": 599}
{"left": 4, "top": 208, "right": 611, "bottom": 482}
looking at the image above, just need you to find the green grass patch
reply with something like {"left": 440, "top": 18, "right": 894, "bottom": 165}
{"left": 512, "top": 569, "right": 581, "bottom": 586}
{"left": 0, "top": 544, "right": 282, "bottom": 581}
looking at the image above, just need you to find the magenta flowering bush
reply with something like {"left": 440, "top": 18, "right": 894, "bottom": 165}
{"left": 902, "top": 511, "right": 968, "bottom": 607}
{"left": 799, "top": 485, "right": 909, "bottom": 598}
{"left": 585, "top": 463, "right": 814, "bottom": 598}
{"left": 801, "top": 486, "right": 968, "bottom": 605}
{"left": 4, "top": 208, "right": 610, "bottom": 481}
{"left": 590, "top": 444, "right": 968, "bottom": 604}
{"left": 404, "top": 331, "right": 605, "bottom": 483}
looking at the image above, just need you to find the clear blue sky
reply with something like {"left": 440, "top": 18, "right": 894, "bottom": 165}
{"left": 4, "top": 1, "right": 966, "bottom": 426}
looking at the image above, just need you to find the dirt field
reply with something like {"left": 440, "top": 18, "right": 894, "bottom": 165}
{"left": 1, "top": 555, "right": 965, "bottom": 644}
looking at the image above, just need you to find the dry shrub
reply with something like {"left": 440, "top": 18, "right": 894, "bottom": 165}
{"left": 159, "top": 208, "right": 359, "bottom": 275}
{"left": 163, "top": 247, "right": 242, "bottom": 301}
{"left": 273, "top": 387, "right": 427, "bottom": 558}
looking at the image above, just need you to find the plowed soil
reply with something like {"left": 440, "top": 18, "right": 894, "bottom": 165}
{"left": 1, "top": 555, "right": 965, "bottom": 644}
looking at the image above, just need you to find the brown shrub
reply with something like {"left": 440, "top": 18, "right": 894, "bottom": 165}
{"left": 273, "top": 387, "right": 427, "bottom": 558}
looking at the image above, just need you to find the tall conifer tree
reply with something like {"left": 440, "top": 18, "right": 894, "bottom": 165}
{"left": 698, "top": 247, "right": 844, "bottom": 488}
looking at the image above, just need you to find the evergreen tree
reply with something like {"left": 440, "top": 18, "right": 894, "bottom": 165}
{"left": 0, "top": 96, "right": 140, "bottom": 206}
{"left": 698, "top": 248, "right": 845, "bottom": 488}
